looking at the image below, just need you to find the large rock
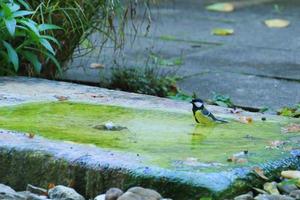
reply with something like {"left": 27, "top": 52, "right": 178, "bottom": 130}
{"left": 94, "top": 194, "right": 106, "bottom": 200}
{"left": 117, "top": 187, "right": 162, "bottom": 200}
{"left": 254, "top": 194, "right": 295, "bottom": 200}
{"left": 117, "top": 192, "right": 142, "bottom": 200}
{"left": 289, "top": 190, "right": 300, "bottom": 199}
{"left": 48, "top": 185, "right": 85, "bottom": 200}
{"left": 105, "top": 188, "right": 124, "bottom": 200}
{"left": 277, "top": 183, "right": 298, "bottom": 194}
{"left": 18, "top": 191, "right": 50, "bottom": 200}
{"left": 0, "top": 184, "right": 26, "bottom": 200}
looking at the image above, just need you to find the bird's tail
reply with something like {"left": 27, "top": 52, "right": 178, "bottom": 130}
{"left": 216, "top": 118, "right": 229, "bottom": 123}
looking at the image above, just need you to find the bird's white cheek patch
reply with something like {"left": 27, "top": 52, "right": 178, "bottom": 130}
{"left": 194, "top": 102, "right": 203, "bottom": 108}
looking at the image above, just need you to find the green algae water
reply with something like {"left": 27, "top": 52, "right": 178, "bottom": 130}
{"left": 0, "top": 102, "right": 298, "bottom": 172}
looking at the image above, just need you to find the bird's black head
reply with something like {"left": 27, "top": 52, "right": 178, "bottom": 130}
{"left": 190, "top": 98, "right": 204, "bottom": 109}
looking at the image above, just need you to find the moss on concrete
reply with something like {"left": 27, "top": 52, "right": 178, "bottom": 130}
{"left": 0, "top": 102, "right": 298, "bottom": 172}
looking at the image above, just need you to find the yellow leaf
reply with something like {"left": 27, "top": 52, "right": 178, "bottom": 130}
{"left": 238, "top": 116, "right": 253, "bottom": 124}
{"left": 90, "top": 63, "right": 105, "bottom": 69}
{"left": 212, "top": 28, "right": 234, "bottom": 36}
{"left": 264, "top": 19, "right": 290, "bottom": 28}
{"left": 206, "top": 3, "right": 234, "bottom": 12}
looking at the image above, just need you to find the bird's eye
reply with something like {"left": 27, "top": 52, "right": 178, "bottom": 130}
{"left": 194, "top": 102, "right": 203, "bottom": 107}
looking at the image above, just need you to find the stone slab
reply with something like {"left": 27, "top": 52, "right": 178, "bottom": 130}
{"left": 0, "top": 77, "right": 299, "bottom": 200}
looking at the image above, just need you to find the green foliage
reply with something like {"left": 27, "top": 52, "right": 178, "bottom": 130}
{"left": 278, "top": 103, "right": 300, "bottom": 118}
{"left": 150, "top": 53, "right": 183, "bottom": 67}
{"left": 212, "top": 92, "right": 234, "bottom": 108}
{"left": 0, "top": 0, "right": 61, "bottom": 75}
{"left": 26, "top": 0, "right": 129, "bottom": 77}
{"left": 103, "top": 67, "right": 180, "bottom": 97}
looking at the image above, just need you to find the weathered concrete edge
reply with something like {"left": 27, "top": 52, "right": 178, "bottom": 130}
{"left": 1, "top": 130, "right": 300, "bottom": 199}
{"left": 0, "top": 130, "right": 234, "bottom": 200}
{"left": 0, "top": 76, "right": 287, "bottom": 122}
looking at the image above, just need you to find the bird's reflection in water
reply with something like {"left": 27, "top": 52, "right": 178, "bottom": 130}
{"left": 190, "top": 124, "right": 214, "bottom": 149}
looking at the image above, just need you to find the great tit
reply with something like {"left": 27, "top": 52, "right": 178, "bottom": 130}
{"left": 191, "top": 98, "right": 228, "bottom": 124}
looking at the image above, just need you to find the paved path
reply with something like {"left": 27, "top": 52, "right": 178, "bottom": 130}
{"left": 62, "top": 0, "right": 300, "bottom": 110}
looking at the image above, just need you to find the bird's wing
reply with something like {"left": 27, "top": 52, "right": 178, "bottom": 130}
{"left": 202, "top": 107, "right": 218, "bottom": 121}
{"left": 202, "top": 107, "right": 228, "bottom": 123}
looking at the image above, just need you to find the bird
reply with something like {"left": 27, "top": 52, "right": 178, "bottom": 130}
{"left": 190, "top": 98, "right": 228, "bottom": 124}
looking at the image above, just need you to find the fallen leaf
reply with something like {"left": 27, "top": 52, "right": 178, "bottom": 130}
{"left": 236, "top": 158, "right": 248, "bottom": 164}
{"left": 238, "top": 116, "right": 253, "bottom": 124}
{"left": 281, "top": 124, "right": 300, "bottom": 133}
{"left": 281, "top": 170, "right": 300, "bottom": 179}
{"left": 54, "top": 95, "right": 69, "bottom": 101}
{"left": 264, "top": 19, "right": 290, "bottom": 28}
{"left": 90, "top": 63, "right": 105, "bottom": 69}
{"left": 227, "top": 151, "right": 248, "bottom": 163}
{"left": 206, "top": 3, "right": 234, "bottom": 12}
{"left": 253, "top": 167, "right": 269, "bottom": 180}
{"left": 48, "top": 183, "right": 55, "bottom": 190}
{"left": 212, "top": 28, "right": 234, "bottom": 36}
{"left": 263, "top": 182, "right": 280, "bottom": 195}
{"left": 27, "top": 133, "right": 35, "bottom": 139}
{"left": 265, "top": 140, "right": 285, "bottom": 149}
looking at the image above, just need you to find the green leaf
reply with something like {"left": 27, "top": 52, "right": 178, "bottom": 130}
{"left": 5, "top": 17, "right": 16, "bottom": 36}
{"left": 16, "top": 0, "right": 31, "bottom": 10}
{"left": 39, "top": 38, "right": 55, "bottom": 55}
{"left": 12, "top": 10, "right": 34, "bottom": 17}
{"left": 9, "top": 2, "right": 20, "bottom": 12}
{"left": 22, "top": 51, "right": 42, "bottom": 73}
{"left": 19, "top": 19, "right": 40, "bottom": 36}
{"left": 41, "top": 35, "right": 60, "bottom": 47}
{"left": 0, "top": 2, "right": 12, "bottom": 18}
{"left": 2, "top": 41, "right": 19, "bottom": 71}
{"left": 38, "top": 24, "right": 62, "bottom": 31}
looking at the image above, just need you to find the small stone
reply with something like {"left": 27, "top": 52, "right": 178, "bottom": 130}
{"left": 48, "top": 185, "right": 85, "bottom": 200}
{"left": 234, "top": 192, "right": 253, "bottom": 200}
{"left": 94, "top": 194, "right": 106, "bottom": 200}
{"left": 105, "top": 188, "right": 124, "bottom": 200}
{"left": 277, "top": 182, "right": 298, "bottom": 194}
{"left": 0, "top": 184, "right": 26, "bottom": 200}
{"left": 264, "top": 182, "right": 280, "bottom": 195}
{"left": 26, "top": 184, "right": 47, "bottom": 196}
{"left": 290, "top": 190, "right": 300, "bottom": 199}
{"left": 127, "top": 187, "right": 162, "bottom": 200}
{"left": 281, "top": 171, "right": 300, "bottom": 179}
{"left": 254, "top": 194, "right": 295, "bottom": 200}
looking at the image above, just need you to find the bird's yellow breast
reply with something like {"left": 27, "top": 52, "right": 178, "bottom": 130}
{"left": 194, "top": 110, "right": 214, "bottom": 125}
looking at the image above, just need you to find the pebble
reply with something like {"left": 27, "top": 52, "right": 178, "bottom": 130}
{"left": 48, "top": 185, "right": 85, "bottom": 200}
{"left": 105, "top": 188, "right": 124, "bottom": 200}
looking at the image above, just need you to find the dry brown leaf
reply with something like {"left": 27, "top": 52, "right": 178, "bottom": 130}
{"left": 90, "top": 63, "right": 105, "bottom": 69}
{"left": 281, "top": 170, "right": 300, "bottom": 179}
{"left": 264, "top": 19, "right": 290, "bottom": 28}
{"left": 206, "top": 3, "right": 234, "bottom": 12}
{"left": 238, "top": 116, "right": 253, "bottom": 124}
{"left": 281, "top": 124, "right": 300, "bottom": 133}
{"left": 212, "top": 28, "right": 234, "bottom": 36}
{"left": 54, "top": 95, "right": 69, "bottom": 101}
{"left": 48, "top": 183, "right": 55, "bottom": 190}
{"left": 253, "top": 167, "right": 269, "bottom": 180}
